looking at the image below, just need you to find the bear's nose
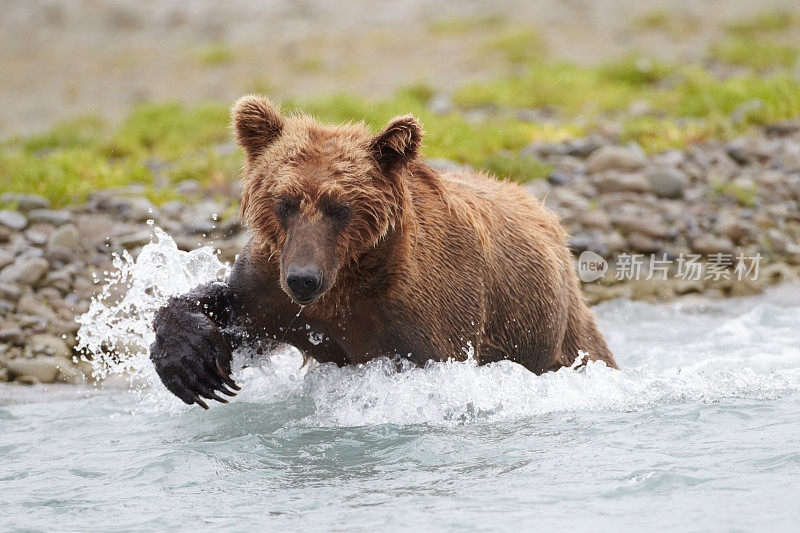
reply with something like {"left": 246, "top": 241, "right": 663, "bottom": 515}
{"left": 285, "top": 265, "right": 323, "bottom": 303}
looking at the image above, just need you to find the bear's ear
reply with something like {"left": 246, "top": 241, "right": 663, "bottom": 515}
{"left": 231, "top": 95, "right": 284, "bottom": 160}
{"left": 371, "top": 114, "right": 423, "bottom": 173}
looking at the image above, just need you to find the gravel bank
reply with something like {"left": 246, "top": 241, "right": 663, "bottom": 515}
{"left": 1, "top": 121, "right": 799, "bottom": 384}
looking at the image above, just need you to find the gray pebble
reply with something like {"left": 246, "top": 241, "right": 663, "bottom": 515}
{"left": 116, "top": 230, "right": 153, "bottom": 249}
{"left": 27, "top": 209, "right": 73, "bottom": 226}
{"left": 646, "top": 167, "right": 686, "bottom": 199}
{"left": 0, "top": 210, "right": 28, "bottom": 230}
{"left": 586, "top": 145, "right": 647, "bottom": 173}
{"left": 6, "top": 357, "right": 63, "bottom": 384}
{"left": 48, "top": 224, "right": 80, "bottom": 251}
{"left": 0, "top": 257, "right": 49, "bottom": 285}
{"left": 0, "top": 249, "right": 13, "bottom": 270}
{"left": 0, "top": 282, "right": 22, "bottom": 301}
{"left": 593, "top": 171, "right": 652, "bottom": 194}
{"left": 0, "top": 193, "right": 51, "bottom": 211}
{"left": 0, "top": 326, "right": 24, "bottom": 345}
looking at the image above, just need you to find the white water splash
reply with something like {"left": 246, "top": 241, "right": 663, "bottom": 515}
{"left": 75, "top": 227, "right": 230, "bottom": 382}
{"left": 74, "top": 229, "right": 800, "bottom": 426}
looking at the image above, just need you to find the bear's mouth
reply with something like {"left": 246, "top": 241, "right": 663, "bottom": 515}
{"left": 292, "top": 295, "right": 317, "bottom": 306}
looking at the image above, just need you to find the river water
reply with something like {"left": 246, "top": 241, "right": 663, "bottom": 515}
{"left": 1, "top": 230, "right": 799, "bottom": 531}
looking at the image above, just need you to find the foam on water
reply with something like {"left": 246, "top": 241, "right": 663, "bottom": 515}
{"left": 75, "top": 228, "right": 800, "bottom": 426}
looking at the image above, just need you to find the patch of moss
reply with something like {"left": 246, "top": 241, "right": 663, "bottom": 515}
{"left": 482, "top": 152, "right": 552, "bottom": 183}
{"left": 724, "top": 9, "right": 798, "bottom": 37}
{"left": 426, "top": 15, "right": 507, "bottom": 36}
{"left": 454, "top": 61, "right": 642, "bottom": 113}
{"left": 712, "top": 180, "right": 757, "bottom": 208}
{"left": 653, "top": 70, "right": 800, "bottom": 125}
{"left": 18, "top": 116, "right": 106, "bottom": 152}
{"left": 396, "top": 83, "right": 436, "bottom": 105}
{"left": 484, "top": 27, "right": 546, "bottom": 64}
{"left": 710, "top": 37, "right": 799, "bottom": 70}
{"left": 167, "top": 149, "right": 241, "bottom": 187}
{"left": 0, "top": 102, "right": 242, "bottom": 207}
{"left": 633, "top": 10, "right": 672, "bottom": 30}
{"left": 288, "top": 92, "right": 557, "bottom": 170}
{"left": 293, "top": 55, "right": 325, "bottom": 73}
{"left": 0, "top": 147, "right": 153, "bottom": 206}
{"left": 456, "top": 56, "right": 800, "bottom": 150}
{"left": 620, "top": 116, "right": 725, "bottom": 153}
{"left": 194, "top": 42, "right": 236, "bottom": 66}
{"left": 107, "top": 102, "right": 231, "bottom": 159}
{"left": 632, "top": 10, "right": 699, "bottom": 35}
{"left": 597, "top": 55, "right": 676, "bottom": 86}
{"left": 247, "top": 77, "right": 276, "bottom": 95}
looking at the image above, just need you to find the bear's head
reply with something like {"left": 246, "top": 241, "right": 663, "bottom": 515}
{"left": 232, "top": 95, "right": 422, "bottom": 307}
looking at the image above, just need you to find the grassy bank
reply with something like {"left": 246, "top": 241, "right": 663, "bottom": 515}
{"left": 2, "top": 9, "right": 799, "bottom": 207}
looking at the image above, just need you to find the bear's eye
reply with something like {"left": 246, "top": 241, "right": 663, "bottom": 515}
{"left": 274, "top": 198, "right": 298, "bottom": 219}
{"left": 324, "top": 203, "right": 351, "bottom": 222}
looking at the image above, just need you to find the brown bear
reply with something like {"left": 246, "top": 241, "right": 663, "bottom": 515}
{"left": 149, "top": 95, "right": 616, "bottom": 408}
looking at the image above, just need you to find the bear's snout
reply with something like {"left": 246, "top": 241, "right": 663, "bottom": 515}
{"left": 285, "top": 264, "right": 323, "bottom": 304}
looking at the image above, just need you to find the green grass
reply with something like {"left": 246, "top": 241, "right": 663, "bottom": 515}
{"left": 632, "top": 10, "right": 699, "bottom": 35}
{"left": 455, "top": 56, "right": 800, "bottom": 151}
{"left": 0, "top": 145, "right": 154, "bottom": 205}
{"left": 712, "top": 180, "right": 758, "bottom": 208}
{"left": 109, "top": 102, "right": 231, "bottom": 158}
{"left": 633, "top": 10, "right": 673, "bottom": 30}
{"left": 286, "top": 92, "right": 565, "bottom": 172}
{"left": 597, "top": 55, "right": 676, "bottom": 86}
{"left": 710, "top": 37, "right": 799, "bottom": 69}
{"left": 1, "top": 103, "right": 241, "bottom": 207}
{"left": 396, "top": 82, "right": 436, "bottom": 104}
{"left": 20, "top": 116, "right": 107, "bottom": 152}
{"left": 724, "top": 9, "right": 798, "bottom": 37}
{"left": 293, "top": 55, "right": 325, "bottom": 73}
{"left": 1, "top": 92, "right": 563, "bottom": 206}
{"left": 5, "top": 31, "right": 800, "bottom": 206}
{"left": 484, "top": 27, "right": 546, "bottom": 64}
{"left": 454, "top": 57, "right": 669, "bottom": 114}
{"left": 426, "top": 15, "right": 507, "bottom": 36}
{"left": 481, "top": 152, "right": 552, "bottom": 182}
{"left": 652, "top": 70, "right": 800, "bottom": 124}
{"left": 194, "top": 42, "right": 236, "bottom": 66}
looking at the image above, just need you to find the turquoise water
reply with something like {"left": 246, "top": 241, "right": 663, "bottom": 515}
{"left": 2, "top": 234, "right": 799, "bottom": 531}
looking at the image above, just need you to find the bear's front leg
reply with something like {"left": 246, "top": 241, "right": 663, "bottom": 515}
{"left": 150, "top": 281, "right": 241, "bottom": 409}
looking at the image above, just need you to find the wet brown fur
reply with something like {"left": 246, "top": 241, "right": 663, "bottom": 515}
{"left": 229, "top": 95, "right": 616, "bottom": 372}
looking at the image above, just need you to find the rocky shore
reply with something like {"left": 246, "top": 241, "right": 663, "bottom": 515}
{"left": 1, "top": 122, "right": 799, "bottom": 384}
{"left": 522, "top": 120, "right": 800, "bottom": 303}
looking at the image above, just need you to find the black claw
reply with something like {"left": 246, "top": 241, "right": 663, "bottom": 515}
{"left": 193, "top": 396, "right": 210, "bottom": 410}
{"left": 150, "top": 300, "right": 237, "bottom": 411}
{"left": 168, "top": 379, "right": 196, "bottom": 406}
{"left": 218, "top": 385, "right": 237, "bottom": 397}
{"left": 208, "top": 392, "right": 228, "bottom": 404}
{"left": 215, "top": 358, "right": 241, "bottom": 390}
{"left": 215, "top": 359, "right": 229, "bottom": 379}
